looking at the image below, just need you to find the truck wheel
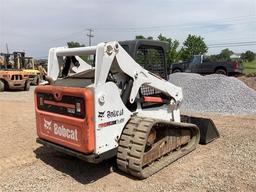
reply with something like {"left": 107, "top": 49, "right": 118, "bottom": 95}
{"left": 0, "top": 81, "right": 4, "bottom": 92}
{"left": 24, "top": 81, "right": 30, "bottom": 91}
{"left": 215, "top": 69, "right": 227, "bottom": 75}
{"left": 172, "top": 69, "right": 182, "bottom": 73}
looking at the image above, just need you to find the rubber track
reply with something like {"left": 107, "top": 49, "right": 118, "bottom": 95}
{"left": 117, "top": 116, "right": 199, "bottom": 179}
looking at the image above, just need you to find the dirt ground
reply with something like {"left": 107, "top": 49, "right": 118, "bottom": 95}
{"left": 0, "top": 86, "right": 256, "bottom": 192}
{"left": 238, "top": 76, "right": 256, "bottom": 91}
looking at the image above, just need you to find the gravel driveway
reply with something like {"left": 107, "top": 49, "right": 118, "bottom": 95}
{"left": 0, "top": 86, "right": 255, "bottom": 192}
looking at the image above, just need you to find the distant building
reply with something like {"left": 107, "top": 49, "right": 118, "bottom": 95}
{"left": 230, "top": 53, "right": 241, "bottom": 59}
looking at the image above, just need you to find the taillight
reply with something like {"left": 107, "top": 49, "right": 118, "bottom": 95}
{"left": 232, "top": 62, "right": 238, "bottom": 70}
{"left": 39, "top": 97, "right": 43, "bottom": 106}
{"left": 76, "top": 102, "right": 81, "bottom": 113}
{"left": 37, "top": 94, "right": 44, "bottom": 107}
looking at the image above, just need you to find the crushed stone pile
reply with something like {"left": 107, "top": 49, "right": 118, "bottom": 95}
{"left": 169, "top": 73, "right": 256, "bottom": 115}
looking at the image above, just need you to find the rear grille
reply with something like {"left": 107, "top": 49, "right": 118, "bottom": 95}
{"left": 11, "top": 75, "right": 22, "bottom": 80}
{"left": 140, "top": 85, "right": 161, "bottom": 96}
{"left": 37, "top": 93, "right": 85, "bottom": 118}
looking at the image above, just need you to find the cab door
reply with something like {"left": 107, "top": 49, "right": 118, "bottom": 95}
{"left": 187, "top": 55, "right": 203, "bottom": 73}
{"left": 135, "top": 45, "right": 167, "bottom": 79}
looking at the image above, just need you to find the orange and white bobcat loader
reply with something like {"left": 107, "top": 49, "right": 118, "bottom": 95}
{"left": 35, "top": 40, "right": 219, "bottom": 178}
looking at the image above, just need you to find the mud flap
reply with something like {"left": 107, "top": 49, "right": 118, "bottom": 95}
{"left": 181, "top": 115, "right": 220, "bottom": 144}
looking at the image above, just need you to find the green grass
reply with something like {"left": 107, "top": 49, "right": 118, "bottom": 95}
{"left": 243, "top": 60, "right": 256, "bottom": 75}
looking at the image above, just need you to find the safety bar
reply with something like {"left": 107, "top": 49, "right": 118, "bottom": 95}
{"left": 56, "top": 46, "right": 97, "bottom": 56}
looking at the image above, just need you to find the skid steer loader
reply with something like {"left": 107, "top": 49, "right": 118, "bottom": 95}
{"left": 35, "top": 40, "right": 219, "bottom": 179}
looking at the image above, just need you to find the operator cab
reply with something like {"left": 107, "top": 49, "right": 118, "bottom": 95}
{"left": 53, "top": 40, "right": 169, "bottom": 91}
{"left": 119, "top": 40, "right": 169, "bottom": 80}
{"left": 55, "top": 40, "right": 169, "bottom": 80}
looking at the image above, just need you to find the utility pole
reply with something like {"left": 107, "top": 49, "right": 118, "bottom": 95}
{"left": 86, "top": 29, "right": 94, "bottom": 46}
{"left": 5, "top": 43, "right": 9, "bottom": 54}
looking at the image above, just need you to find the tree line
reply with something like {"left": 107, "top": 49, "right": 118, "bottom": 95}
{"left": 135, "top": 34, "right": 256, "bottom": 63}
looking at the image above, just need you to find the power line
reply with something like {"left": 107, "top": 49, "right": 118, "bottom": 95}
{"left": 12, "top": 15, "right": 254, "bottom": 45}
{"left": 208, "top": 44, "right": 256, "bottom": 48}
{"left": 51, "top": 30, "right": 85, "bottom": 41}
{"left": 207, "top": 41, "right": 256, "bottom": 48}
{"left": 95, "top": 15, "right": 256, "bottom": 32}
{"left": 44, "top": 14, "right": 255, "bottom": 42}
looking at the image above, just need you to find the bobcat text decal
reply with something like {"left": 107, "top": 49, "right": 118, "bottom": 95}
{"left": 106, "top": 109, "right": 124, "bottom": 118}
{"left": 43, "top": 118, "right": 78, "bottom": 141}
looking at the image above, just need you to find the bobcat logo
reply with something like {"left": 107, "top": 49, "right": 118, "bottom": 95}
{"left": 44, "top": 119, "right": 52, "bottom": 131}
{"left": 98, "top": 111, "right": 105, "bottom": 118}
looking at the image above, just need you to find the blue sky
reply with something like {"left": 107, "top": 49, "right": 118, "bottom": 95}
{"left": 0, "top": 0, "right": 255, "bottom": 58}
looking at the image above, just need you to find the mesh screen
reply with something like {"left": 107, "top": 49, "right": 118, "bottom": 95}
{"left": 135, "top": 46, "right": 165, "bottom": 96}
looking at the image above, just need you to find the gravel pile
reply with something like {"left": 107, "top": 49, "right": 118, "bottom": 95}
{"left": 169, "top": 73, "right": 256, "bottom": 115}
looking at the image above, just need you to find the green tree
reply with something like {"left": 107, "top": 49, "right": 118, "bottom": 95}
{"left": 207, "top": 49, "right": 234, "bottom": 62}
{"left": 241, "top": 50, "right": 255, "bottom": 62}
{"left": 135, "top": 35, "right": 154, "bottom": 40}
{"left": 135, "top": 35, "right": 146, "bottom": 40}
{"left": 157, "top": 34, "right": 180, "bottom": 64}
{"left": 67, "top": 41, "right": 85, "bottom": 48}
{"left": 206, "top": 54, "right": 219, "bottom": 62}
{"left": 218, "top": 48, "right": 233, "bottom": 61}
{"left": 181, "top": 34, "right": 208, "bottom": 60}
{"left": 66, "top": 41, "right": 88, "bottom": 62}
